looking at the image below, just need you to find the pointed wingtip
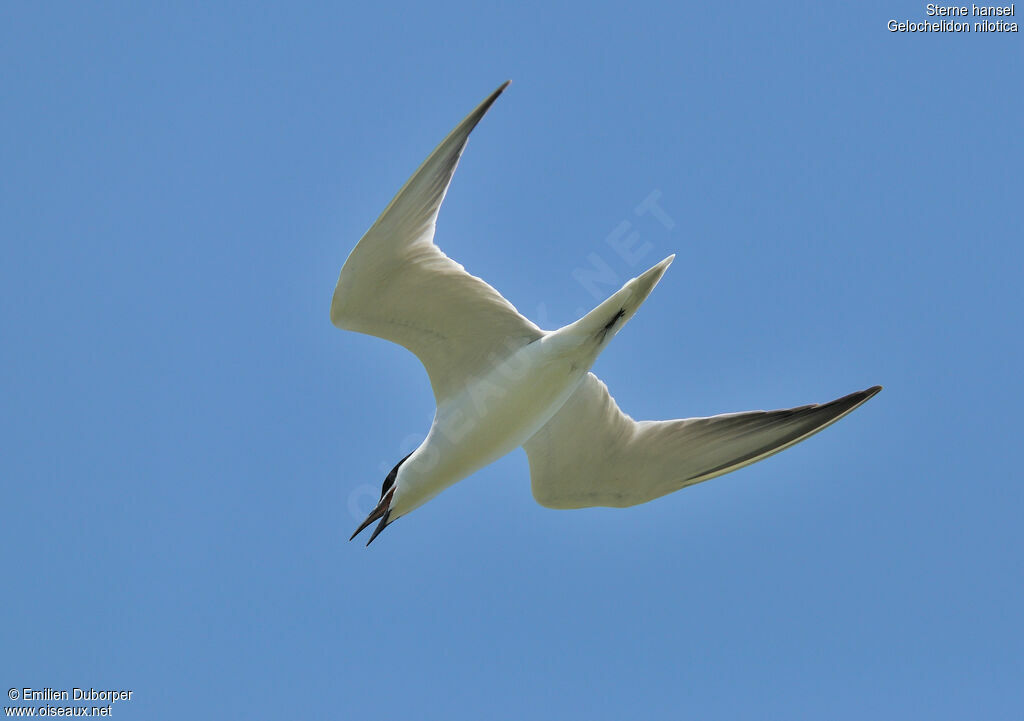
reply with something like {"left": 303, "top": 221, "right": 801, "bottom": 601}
{"left": 631, "top": 255, "right": 675, "bottom": 291}
{"left": 485, "top": 80, "right": 511, "bottom": 106}
{"left": 465, "top": 81, "right": 512, "bottom": 130}
{"left": 845, "top": 384, "right": 882, "bottom": 410}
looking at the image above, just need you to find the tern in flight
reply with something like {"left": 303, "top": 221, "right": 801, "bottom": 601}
{"left": 335, "top": 82, "right": 881, "bottom": 546}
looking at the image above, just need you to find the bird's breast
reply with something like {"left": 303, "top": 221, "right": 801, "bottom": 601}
{"left": 395, "top": 336, "right": 591, "bottom": 512}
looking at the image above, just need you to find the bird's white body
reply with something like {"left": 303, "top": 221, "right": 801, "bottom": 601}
{"left": 395, "top": 332, "right": 587, "bottom": 515}
{"left": 336, "top": 82, "right": 880, "bottom": 544}
{"left": 391, "top": 256, "right": 670, "bottom": 516}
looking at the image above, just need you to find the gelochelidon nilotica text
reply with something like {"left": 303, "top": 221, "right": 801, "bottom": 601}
{"left": 333, "top": 81, "right": 881, "bottom": 545}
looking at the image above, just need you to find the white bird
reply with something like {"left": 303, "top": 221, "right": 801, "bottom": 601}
{"left": 335, "top": 82, "right": 881, "bottom": 545}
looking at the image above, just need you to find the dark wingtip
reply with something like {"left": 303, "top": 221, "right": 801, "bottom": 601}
{"left": 458, "top": 81, "right": 512, "bottom": 137}
{"left": 479, "top": 80, "right": 511, "bottom": 114}
{"left": 839, "top": 384, "right": 882, "bottom": 413}
{"left": 845, "top": 385, "right": 882, "bottom": 407}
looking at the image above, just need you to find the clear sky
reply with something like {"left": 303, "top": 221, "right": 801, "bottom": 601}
{"left": 2, "top": 2, "right": 1021, "bottom": 719}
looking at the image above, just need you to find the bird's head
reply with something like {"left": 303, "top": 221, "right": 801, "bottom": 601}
{"left": 349, "top": 452, "right": 412, "bottom": 546}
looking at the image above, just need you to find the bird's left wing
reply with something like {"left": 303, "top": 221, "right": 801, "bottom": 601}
{"left": 331, "top": 82, "right": 542, "bottom": 403}
{"left": 524, "top": 373, "right": 881, "bottom": 509}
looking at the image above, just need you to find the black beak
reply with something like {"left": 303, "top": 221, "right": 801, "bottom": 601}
{"left": 364, "top": 509, "right": 392, "bottom": 546}
{"left": 350, "top": 489, "right": 394, "bottom": 546}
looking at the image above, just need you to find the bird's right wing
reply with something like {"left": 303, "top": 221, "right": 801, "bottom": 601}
{"left": 523, "top": 373, "right": 881, "bottom": 509}
{"left": 331, "top": 82, "right": 542, "bottom": 404}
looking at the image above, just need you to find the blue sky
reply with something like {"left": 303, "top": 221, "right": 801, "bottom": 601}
{"left": 2, "top": 2, "right": 1021, "bottom": 719}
